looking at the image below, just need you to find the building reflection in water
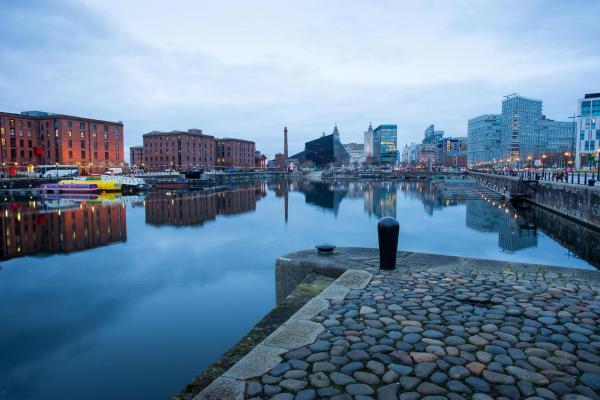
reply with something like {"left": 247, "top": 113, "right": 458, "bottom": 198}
{"left": 0, "top": 194, "right": 127, "bottom": 261}
{"left": 289, "top": 179, "right": 598, "bottom": 268}
{"left": 297, "top": 181, "right": 347, "bottom": 214}
{"left": 518, "top": 201, "right": 600, "bottom": 267}
{"left": 144, "top": 184, "right": 267, "bottom": 226}
{"left": 363, "top": 182, "right": 397, "bottom": 218}
{"left": 465, "top": 197, "right": 537, "bottom": 252}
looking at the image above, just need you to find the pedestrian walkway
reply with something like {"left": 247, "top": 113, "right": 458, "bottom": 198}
{"left": 196, "top": 250, "right": 600, "bottom": 400}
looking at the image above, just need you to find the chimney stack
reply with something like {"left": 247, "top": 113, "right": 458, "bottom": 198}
{"left": 284, "top": 127, "right": 288, "bottom": 160}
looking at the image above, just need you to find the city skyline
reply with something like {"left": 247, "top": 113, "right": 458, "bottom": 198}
{"left": 1, "top": 0, "right": 599, "bottom": 159}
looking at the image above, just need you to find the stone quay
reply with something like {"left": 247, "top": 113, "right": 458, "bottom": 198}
{"left": 186, "top": 248, "right": 600, "bottom": 400}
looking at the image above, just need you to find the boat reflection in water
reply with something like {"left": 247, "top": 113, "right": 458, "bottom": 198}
{"left": 0, "top": 193, "right": 127, "bottom": 261}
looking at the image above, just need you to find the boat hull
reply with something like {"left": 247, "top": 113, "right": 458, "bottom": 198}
{"left": 41, "top": 183, "right": 99, "bottom": 192}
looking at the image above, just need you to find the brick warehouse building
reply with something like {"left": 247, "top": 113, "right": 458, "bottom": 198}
{"left": 0, "top": 111, "right": 124, "bottom": 171}
{"left": 143, "top": 129, "right": 216, "bottom": 171}
{"left": 216, "top": 138, "right": 256, "bottom": 168}
{"left": 129, "top": 146, "right": 143, "bottom": 168}
{"left": 141, "top": 129, "right": 256, "bottom": 171}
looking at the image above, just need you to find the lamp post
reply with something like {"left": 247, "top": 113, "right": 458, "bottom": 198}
{"left": 568, "top": 113, "right": 580, "bottom": 169}
{"left": 542, "top": 154, "right": 547, "bottom": 178}
{"left": 596, "top": 148, "right": 600, "bottom": 181}
{"left": 564, "top": 152, "right": 571, "bottom": 173}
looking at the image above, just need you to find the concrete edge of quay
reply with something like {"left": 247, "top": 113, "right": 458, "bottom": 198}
{"left": 470, "top": 171, "right": 600, "bottom": 230}
{"left": 183, "top": 247, "right": 600, "bottom": 400}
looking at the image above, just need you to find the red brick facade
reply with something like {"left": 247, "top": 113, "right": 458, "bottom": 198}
{"left": 0, "top": 111, "right": 124, "bottom": 171}
{"left": 130, "top": 146, "right": 143, "bottom": 167}
{"left": 141, "top": 130, "right": 257, "bottom": 171}
{"left": 216, "top": 138, "right": 256, "bottom": 168}
{"left": 145, "top": 185, "right": 265, "bottom": 226}
{"left": 143, "top": 130, "right": 216, "bottom": 172}
{"left": 0, "top": 201, "right": 126, "bottom": 261}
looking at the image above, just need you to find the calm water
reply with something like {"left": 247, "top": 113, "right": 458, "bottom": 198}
{"left": 0, "top": 180, "right": 597, "bottom": 400}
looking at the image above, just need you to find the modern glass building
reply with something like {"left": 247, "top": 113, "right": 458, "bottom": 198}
{"left": 500, "top": 95, "right": 543, "bottom": 166}
{"left": 290, "top": 132, "right": 350, "bottom": 167}
{"left": 540, "top": 118, "right": 575, "bottom": 167}
{"left": 467, "top": 95, "right": 574, "bottom": 168}
{"left": 374, "top": 124, "right": 397, "bottom": 165}
{"left": 467, "top": 114, "right": 502, "bottom": 166}
{"left": 575, "top": 93, "right": 600, "bottom": 168}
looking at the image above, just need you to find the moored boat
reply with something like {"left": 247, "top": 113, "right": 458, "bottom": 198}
{"left": 40, "top": 175, "right": 123, "bottom": 192}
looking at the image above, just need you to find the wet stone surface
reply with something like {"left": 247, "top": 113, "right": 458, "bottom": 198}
{"left": 245, "top": 268, "right": 600, "bottom": 399}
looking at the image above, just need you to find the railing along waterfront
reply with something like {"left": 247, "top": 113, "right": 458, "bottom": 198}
{"left": 470, "top": 169, "right": 600, "bottom": 186}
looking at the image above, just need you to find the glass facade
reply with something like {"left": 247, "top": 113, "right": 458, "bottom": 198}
{"left": 467, "top": 95, "right": 574, "bottom": 167}
{"left": 500, "top": 95, "right": 543, "bottom": 165}
{"left": 576, "top": 94, "right": 600, "bottom": 168}
{"left": 303, "top": 133, "right": 350, "bottom": 167}
{"left": 467, "top": 114, "right": 502, "bottom": 166}
{"left": 541, "top": 120, "right": 574, "bottom": 154}
{"left": 374, "top": 124, "right": 397, "bottom": 165}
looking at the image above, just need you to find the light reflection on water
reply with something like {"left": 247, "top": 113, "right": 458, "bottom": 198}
{"left": 0, "top": 180, "right": 597, "bottom": 400}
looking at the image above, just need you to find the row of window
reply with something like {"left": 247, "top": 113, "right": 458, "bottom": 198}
{"left": 583, "top": 140, "right": 596, "bottom": 151}
{"left": 579, "top": 129, "right": 600, "bottom": 140}
{"left": 146, "top": 156, "right": 213, "bottom": 162}
{"left": 1, "top": 138, "right": 34, "bottom": 148}
{"left": 581, "top": 100, "right": 600, "bottom": 117}
{"left": 0, "top": 118, "right": 119, "bottom": 133}
{"left": 66, "top": 140, "right": 118, "bottom": 150}
{"left": 146, "top": 142, "right": 210, "bottom": 148}
{"left": 64, "top": 151, "right": 113, "bottom": 160}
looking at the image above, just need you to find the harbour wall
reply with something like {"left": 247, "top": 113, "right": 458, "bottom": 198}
{"left": 471, "top": 172, "right": 600, "bottom": 229}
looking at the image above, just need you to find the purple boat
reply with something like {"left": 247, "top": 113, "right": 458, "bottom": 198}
{"left": 41, "top": 183, "right": 99, "bottom": 192}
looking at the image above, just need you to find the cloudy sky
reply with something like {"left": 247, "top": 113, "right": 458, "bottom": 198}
{"left": 1, "top": 0, "right": 598, "bottom": 160}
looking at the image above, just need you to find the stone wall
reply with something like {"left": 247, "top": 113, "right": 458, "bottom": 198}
{"left": 471, "top": 172, "right": 600, "bottom": 229}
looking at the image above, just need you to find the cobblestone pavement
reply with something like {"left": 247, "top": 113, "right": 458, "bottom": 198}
{"left": 244, "top": 268, "right": 600, "bottom": 400}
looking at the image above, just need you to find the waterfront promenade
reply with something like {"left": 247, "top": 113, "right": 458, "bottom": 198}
{"left": 191, "top": 248, "right": 600, "bottom": 400}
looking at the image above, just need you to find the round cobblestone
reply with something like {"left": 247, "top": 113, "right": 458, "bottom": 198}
{"left": 243, "top": 267, "right": 600, "bottom": 400}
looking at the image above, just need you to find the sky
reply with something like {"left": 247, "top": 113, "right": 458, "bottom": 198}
{"left": 0, "top": 0, "right": 598, "bottom": 160}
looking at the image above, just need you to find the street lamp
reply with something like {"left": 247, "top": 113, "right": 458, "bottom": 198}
{"left": 596, "top": 148, "right": 600, "bottom": 181}
{"left": 542, "top": 154, "right": 547, "bottom": 176}
{"left": 564, "top": 152, "right": 571, "bottom": 172}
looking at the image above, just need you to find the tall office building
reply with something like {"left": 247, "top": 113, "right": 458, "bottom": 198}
{"left": 467, "top": 114, "right": 502, "bottom": 166}
{"left": 575, "top": 93, "right": 600, "bottom": 168}
{"left": 421, "top": 124, "right": 444, "bottom": 165}
{"left": 540, "top": 117, "right": 575, "bottom": 166}
{"left": 364, "top": 123, "right": 374, "bottom": 157}
{"left": 500, "top": 95, "right": 543, "bottom": 164}
{"left": 467, "top": 95, "right": 574, "bottom": 167}
{"left": 441, "top": 137, "right": 468, "bottom": 168}
{"left": 374, "top": 124, "right": 397, "bottom": 165}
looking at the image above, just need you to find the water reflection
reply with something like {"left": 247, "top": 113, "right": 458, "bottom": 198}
{"left": 0, "top": 194, "right": 126, "bottom": 261}
{"left": 294, "top": 179, "right": 599, "bottom": 268}
{"left": 467, "top": 199, "right": 538, "bottom": 252}
{"left": 298, "top": 181, "right": 347, "bottom": 214}
{"left": 1, "top": 179, "right": 599, "bottom": 400}
{"left": 145, "top": 184, "right": 267, "bottom": 227}
{"left": 0, "top": 181, "right": 598, "bottom": 269}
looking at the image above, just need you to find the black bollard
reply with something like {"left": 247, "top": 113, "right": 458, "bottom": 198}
{"left": 378, "top": 217, "right": 399, "bottom": 270}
